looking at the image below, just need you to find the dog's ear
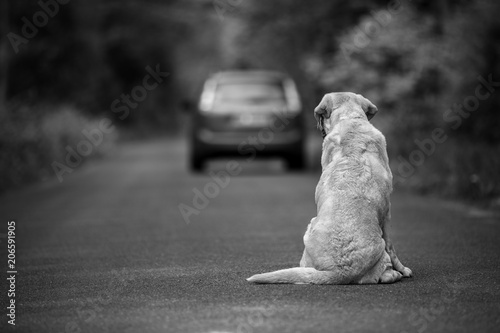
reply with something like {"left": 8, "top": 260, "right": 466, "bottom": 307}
{"left": 314, "top": 106, "right": 327, "bottom": 131}
{"left": 314, "top": 93, "right": 350, "bottom": 129}
{"left": 357, "top": 94, "right": 378, "bottom": 120}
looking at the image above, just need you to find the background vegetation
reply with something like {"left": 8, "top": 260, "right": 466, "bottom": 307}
{"left": 1, "top": 0, "right": 499, "bottom": 203}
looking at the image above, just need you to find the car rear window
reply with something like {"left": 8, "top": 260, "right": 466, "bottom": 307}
{"left": 214, "top": 82, "right": 285, "bottom": 106}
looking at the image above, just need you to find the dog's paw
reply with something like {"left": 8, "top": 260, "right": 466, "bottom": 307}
{"left": 401, "top": 267, "right": 413, "bottom": 278}
{"left": 379, "top": 269, "right": 403, "bottom": 284}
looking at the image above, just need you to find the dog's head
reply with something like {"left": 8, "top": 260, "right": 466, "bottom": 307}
{"left": 314, "top": 92, "right": 378, "bottom": 138}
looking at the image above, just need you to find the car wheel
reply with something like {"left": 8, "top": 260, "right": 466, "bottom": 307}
{"left": 287, "top": 153, "right": 305, "bottom": 171}
{"left": 190, "top": 154, "right": 204, "bottom": 172}
{"left": 190, "top": 145, "right": 205, "bottom": 172}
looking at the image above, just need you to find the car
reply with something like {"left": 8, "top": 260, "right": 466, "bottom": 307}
{"left": 188, "top": 70, "right": 306, "bottom": 172}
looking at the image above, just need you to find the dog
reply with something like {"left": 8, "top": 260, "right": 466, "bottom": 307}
{"left": 247, "top": 92, "right": 412, "bottom": 284}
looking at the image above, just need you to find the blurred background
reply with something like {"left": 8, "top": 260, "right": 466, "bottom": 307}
{"left": 1, "top": 0, "right": 500, "bottom": 203}
{"left": 2, "top": 2, "right": 500, "bottom": 331}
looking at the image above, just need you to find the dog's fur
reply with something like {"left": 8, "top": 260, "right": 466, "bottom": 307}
{"left": 247, "top": 92, "right": 412, "bottom": 284}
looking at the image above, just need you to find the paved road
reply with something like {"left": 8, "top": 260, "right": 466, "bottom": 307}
{"left": 1, "top": 138, "right": 499, "bottom": 333}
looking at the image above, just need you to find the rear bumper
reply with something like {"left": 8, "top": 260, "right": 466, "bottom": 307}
{"left": 197, "top": 129, "right": 302, "bottom": 145}
{"left": 193, "top": 128, "right": 304, "bottom": 157}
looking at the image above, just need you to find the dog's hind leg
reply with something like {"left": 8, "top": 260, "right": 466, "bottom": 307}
{"left": 384, "top": 238, "right": 412, "bottom": 277}
{"left": 299, "top": 218, "right": 315, "bottom": 267}
{"left": 299, "top": 248, "right": 313, "bottom": 267}
{"left": 382, "top": 210, "right": 413, "bottom": 278}
{"left": 372, "top": 250, "right": 403, "bottom": 284}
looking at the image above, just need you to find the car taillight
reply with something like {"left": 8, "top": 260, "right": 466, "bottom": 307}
{"left": 199, "top": 80, "right": 216, "bottom": 112}
{"left": 284, "top": 79, "right": 301, "bottom": 114}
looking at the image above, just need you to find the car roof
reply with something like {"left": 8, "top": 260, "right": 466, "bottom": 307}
{"left": 209, "top": 70, "right": 288, "bottom": 84}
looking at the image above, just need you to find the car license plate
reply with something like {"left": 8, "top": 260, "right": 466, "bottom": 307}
{"left": 234, "top": 114, "right": 270, "bottom": 127}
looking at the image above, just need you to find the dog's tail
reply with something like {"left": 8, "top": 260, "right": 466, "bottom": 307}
{"left": 247, "top": 267, "right": 346, "bottom": 284}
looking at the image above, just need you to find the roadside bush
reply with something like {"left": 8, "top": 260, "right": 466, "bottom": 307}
{"left": 302, "top": 3, "right": 500, "bottom": 202}
{"left": 390, "top": 138, "right": 500, "bottom": 201}
{"left": 0, "top": 104, "right": 116, "bottom": 192}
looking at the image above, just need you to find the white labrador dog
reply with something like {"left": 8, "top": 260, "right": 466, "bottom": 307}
{"left": 247, "top": 92, "right": 412, "bottom": 284}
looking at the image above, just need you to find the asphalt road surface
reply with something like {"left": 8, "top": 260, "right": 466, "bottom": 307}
{"left": 1, "top": 137, "right": 499, "bottom": 333}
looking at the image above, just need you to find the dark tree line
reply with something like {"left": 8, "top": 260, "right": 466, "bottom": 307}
{"left": 1, "top": 0, "right": 201, "bottom": 127}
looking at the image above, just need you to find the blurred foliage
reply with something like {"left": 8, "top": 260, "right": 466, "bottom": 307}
{"left": 0, "top": 0, "right": 201, "bottom": 191}
{"left": 0, "top": 103, "right": 117, "bottom": 191}
{"left": 0, "top": 0, "right": 499, "bottom": 201}
{"left": 3, "top": 0, "right": 191, "bottom": 126}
